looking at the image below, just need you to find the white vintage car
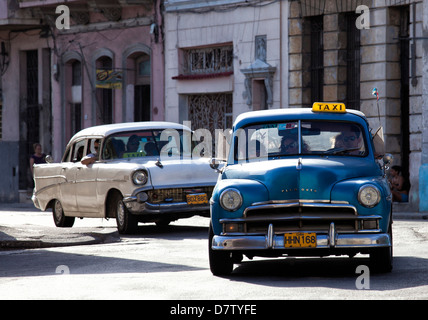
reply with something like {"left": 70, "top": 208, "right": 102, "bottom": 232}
{"left": 32, "top": 122, "right": 219, "bottom": 234}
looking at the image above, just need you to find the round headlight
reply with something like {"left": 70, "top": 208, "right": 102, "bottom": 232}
{"left": 220, "top": 188, "right": 243, "bottom": 211}
{"left": 358, "top": 185, "right": 381, "bottom": 208}
{"left": 132, "top": 170, "right": 148, "bottom": 185}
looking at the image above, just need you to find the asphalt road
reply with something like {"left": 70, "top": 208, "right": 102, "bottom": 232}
{"left": 0, "top": 204, "right": 427, "bottom": 301}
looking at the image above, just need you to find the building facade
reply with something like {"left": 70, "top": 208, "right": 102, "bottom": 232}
{"left": 1, "top": 0, "right": 427, "bottom": 213}
{"left": 0, "top": 0, "right": 164, "bottom": 201}
{"left": 163, "top": 0, "right": 289, "bottom": 151}
{"left": 163, "top": 0, "right": 428, "bottom": 213}
{"left": 288, "top": 0, "right": 427, "bottom": 212}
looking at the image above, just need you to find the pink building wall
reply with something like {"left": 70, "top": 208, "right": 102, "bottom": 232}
{"left": 0, "top": 1, "right": 166, "bottom": 199}
{"left": 48, "top": 4, "right": 165, "bottom": 160}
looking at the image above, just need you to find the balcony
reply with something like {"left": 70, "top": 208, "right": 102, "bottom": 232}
{"left": 0, "top": 0, "right": 154, "bottom": 30}
{"left": 18, "top": 0, "right": 153, "bottom": 8}
{"left": 164, "top": 0, "right": 259, "bottom": 12}
{"left": 0, "top": 0, "right": 40, "bottom": 29}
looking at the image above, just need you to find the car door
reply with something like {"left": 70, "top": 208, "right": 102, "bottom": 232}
{"left": 75, "top": 138, "right": 101, "bottom": 215}
{"left": 59, "top": 141, "right": 85, "bottom": 213}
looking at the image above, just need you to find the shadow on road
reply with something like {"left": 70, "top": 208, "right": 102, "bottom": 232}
{"left": 225, "top": 255, "right": 428, "bottom": 291}
{"left": 123, "top": 223, "right": 209, "bottom": 241}
{"left": 0, "top": 248, "right": 203, "bottom": 278}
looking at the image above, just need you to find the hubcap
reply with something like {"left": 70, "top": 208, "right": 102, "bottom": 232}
{"left": 117, "top": 201, "right": 125, "bottom": 225}
{"left": 54, "top": 201, "right": 63, "bottom": 221}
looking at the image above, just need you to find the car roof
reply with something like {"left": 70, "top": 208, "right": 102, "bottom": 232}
{"left": 233, "top": 107, "right": 368, "bottom": 129}
{"left": 68, "top": 121, "right": 190, "bottom": 144}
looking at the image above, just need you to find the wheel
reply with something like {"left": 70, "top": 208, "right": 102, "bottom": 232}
{"left": 114, "top": 193, "right": 138, "bottom": 234}
{"left": 52, "top": 199, "right": 75, "bottom": 228}
{"left": 208, "top": 224, "right": 234, "bottom": 276}
{"left": 370, "top": 221, "right": 393, "bottom": 273}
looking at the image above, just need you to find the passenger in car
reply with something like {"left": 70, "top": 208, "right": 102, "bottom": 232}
{"left": 81, "top": 139, "right": 100, "bottom": 165}
{"left": 144, "top": 142, "right": 159, "bottom": 156}
{"left": 127, "top": 135, "right": 140, "bottom": 152}
{"left": 75, "top": 146, "right": 84, "bottom": 162}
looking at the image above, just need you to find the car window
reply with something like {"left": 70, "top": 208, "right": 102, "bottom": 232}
{"left": 87, "top": 139, "right": 100, "bottom": 156}
{"left": 62, "top": 140, "right": 86, "bottom": 163}
{"left": 235, "top": 120, "right": 367, "bottom": 161}
{"left": 72, "top": 140, "right": 87, "bottom": 162}
{"left": 62, "top": 147, "right": 72, "bottom": 163}
{"left": 301, "top": 121, "right": 366, "bottom": 156}
{"left": 102, "top": 129, "right": 188, "bottom": 160}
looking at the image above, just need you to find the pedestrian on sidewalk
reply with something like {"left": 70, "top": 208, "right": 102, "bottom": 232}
{"left": 30, "top": 143, "right": 46, "bottom": 176}
{"left": 389, "top": 165, "right": 410, "bottom": 202}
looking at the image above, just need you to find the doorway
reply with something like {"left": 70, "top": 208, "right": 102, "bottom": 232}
{"left": 134, "top": 85, "right": 150, "bottom": 121}
{"left": 134, "top": 55, "right": 151, "bottom": 121}
{"left": 399, "top": 5, "right": 410, "bottom": 190}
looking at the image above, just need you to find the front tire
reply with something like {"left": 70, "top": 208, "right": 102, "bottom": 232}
{"left": 208, "top": 224, "right": 234, "bottom": 276}
{"left": 370, "top": 221, "right": 393, "bottom": 273}
{"left": 114, "top": 193, "right": 138, "bottom": 234}
{"left": 52, "top": 199, "right": 75, "bottom": 228}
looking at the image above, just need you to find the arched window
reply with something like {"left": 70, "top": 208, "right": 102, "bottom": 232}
{"left": 95, "top": 56, "right": 113, "bottom": 124}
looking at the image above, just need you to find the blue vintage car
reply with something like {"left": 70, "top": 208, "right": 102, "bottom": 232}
{"left": 209, "top": 103, "right": 393, "bottom": 275}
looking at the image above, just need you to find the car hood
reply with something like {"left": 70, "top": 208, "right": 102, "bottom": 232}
{"left": 131, "top": 157, "right": 220, "bottom": 188}
{"left": 222, "top": 157, "right": 381, "bottom": 201}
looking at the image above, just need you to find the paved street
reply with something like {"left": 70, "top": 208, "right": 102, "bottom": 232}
{"left": 0, "top": 204, "right": 427, "bottom": 301}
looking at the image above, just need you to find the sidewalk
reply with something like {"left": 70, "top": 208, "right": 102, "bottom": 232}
{"left": 0, "top": 202, "right": 120, "bottom": 250}
{"left": 0, "top": 202, "right": 426, "bottom": 250}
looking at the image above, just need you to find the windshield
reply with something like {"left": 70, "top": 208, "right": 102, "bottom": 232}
{"left": 234, "top": 120, "right": 367, "bottom": 161}
{"left": 102, "top": 129, "right": 189, "bottom": 160}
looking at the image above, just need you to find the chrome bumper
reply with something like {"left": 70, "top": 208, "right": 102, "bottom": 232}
{"left": 123, "top": 196, "right": 210, "bottom": 215}
{"left": 212, "top": 223, "right": 391, "bottom": 251}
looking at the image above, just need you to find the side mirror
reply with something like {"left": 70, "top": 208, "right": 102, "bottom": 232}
{"left": 209, "top": 158, "right": 225, "bottom": 173}
{"left": 383, "top": 153, "right": 393, "bottom": 166}
{"left": 209, "top": 158, "right": 219, "bottom": 170}
{"left": 45, "top": 155, "right": 53, "bottom": 164}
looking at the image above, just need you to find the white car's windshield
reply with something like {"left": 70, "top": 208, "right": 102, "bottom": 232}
{"left": 235, "top": 121, "right": 367, "bottom": 161}
{"left": 103, "top": 129, "right": 188, "bottom": 160}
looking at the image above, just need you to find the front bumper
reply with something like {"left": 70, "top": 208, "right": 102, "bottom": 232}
{"left": 212, "top": 199, "right": 391, "bottom": 253}
{"left": 123, "top": 186, "right": 213, "bottom": 216}
{"left": 212, "top": 222, "right": 391, "bottom": 251}
{"left": 123, "top": 196, "right": 210, "bottom": 215}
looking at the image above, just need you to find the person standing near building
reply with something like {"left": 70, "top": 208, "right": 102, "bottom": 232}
{"left": 389, "top": 165, "right": 410, "bottom": 202}
{"left": 30, "top": 143, "right": 46, "bottom": 176}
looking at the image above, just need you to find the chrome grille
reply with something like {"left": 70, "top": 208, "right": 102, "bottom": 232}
{"left": 148, "top": 186, "right": 214, "bottom": 204}
{"left": 242, "top": 201, "right": 359, "bottom": 234}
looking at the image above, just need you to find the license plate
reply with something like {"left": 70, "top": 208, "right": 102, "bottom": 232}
{"left": 284, "top": 232, "right": 317, "bottom": 248}
{"left": 186, "top": 193, "right": 208, "bottom": 205}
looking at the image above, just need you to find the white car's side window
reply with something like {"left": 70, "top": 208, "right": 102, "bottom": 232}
{"left": 72, "top": 140, "right": 87, "bottom": 163}
{"left": 62, "top": 147, "right": 72, "bottom": 163}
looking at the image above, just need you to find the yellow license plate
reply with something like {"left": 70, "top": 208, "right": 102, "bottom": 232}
{"left": 284, "top": 233, "right": 317, "bottom": 248}
{"left": 186, "top": 193, "right": 208, "bottom": 205}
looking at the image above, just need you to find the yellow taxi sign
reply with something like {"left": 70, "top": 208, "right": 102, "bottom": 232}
{"left": 312, "top": 102, "right": 346, "bottom": 113}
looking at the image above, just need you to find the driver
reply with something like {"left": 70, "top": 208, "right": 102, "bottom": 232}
{"left": 335, "top": 126, "right": 363, "bottom": 155}
{"left": 280, "top": 134, "right": 298, "bottom": 154}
